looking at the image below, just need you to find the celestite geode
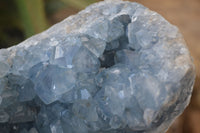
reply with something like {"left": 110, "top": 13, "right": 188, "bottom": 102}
{"left": 0, "top": 0, "right": 196, "bottom": 133}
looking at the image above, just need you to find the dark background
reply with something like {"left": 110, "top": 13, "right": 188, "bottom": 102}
{"left": 0, "top": 0, "right": 199, "bottom": 132}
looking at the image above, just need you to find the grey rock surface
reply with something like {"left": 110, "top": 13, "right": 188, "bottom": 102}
{"left": 0, "top": 0, "right": 196, "bottom": 133}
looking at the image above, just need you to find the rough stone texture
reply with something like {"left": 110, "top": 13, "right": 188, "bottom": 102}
{"left": 0, "top": 0, "right": 196, "bottom": 133}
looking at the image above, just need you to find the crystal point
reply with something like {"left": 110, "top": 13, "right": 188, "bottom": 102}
{"left": 0, "top": 1, "right": 195, "bottom": 133}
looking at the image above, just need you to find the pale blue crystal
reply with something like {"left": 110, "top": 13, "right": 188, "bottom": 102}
{"left": 29, "top": 128, "right": 38, "bottom": 133}
{"left": 30, "top": 64, "right": 76, "bottom": 104}
{"left": 50, "top": 120, "right": 64, "bottom": 133}
{"left": 0, "top": 0, "right": 195, "bottom": 133}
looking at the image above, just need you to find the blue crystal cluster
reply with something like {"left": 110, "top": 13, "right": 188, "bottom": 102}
{"left": 0, "top": 0, "right": 196, "bottom": 133}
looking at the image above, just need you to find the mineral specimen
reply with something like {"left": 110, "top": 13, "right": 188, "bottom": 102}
{"left": 0, "top": 0, "right": 196, "bottom": 133}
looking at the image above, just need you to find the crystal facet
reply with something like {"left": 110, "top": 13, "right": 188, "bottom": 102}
{"left": 0, "top": 0, "right": 195, "bottom": 133}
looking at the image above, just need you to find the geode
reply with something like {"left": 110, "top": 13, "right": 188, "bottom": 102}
{"left": 0, "top": 0, "right": 196, "bottom": 133}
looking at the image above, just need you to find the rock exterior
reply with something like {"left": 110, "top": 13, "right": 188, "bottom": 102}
{"left": 0, "top": 0, "right": 196, "bottom": 133}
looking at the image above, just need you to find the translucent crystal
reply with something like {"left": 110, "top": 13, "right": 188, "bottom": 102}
{"left": 0, "top": 0, "right": 195, "bottom": 133}
{"left": 30, "top": 64, "right": 76, "bottom": 104}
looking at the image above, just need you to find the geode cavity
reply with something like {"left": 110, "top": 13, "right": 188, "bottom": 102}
{"left": 0, "top": 0, "right": 196, "bottom": 133}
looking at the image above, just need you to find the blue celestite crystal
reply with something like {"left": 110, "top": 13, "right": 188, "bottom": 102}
{"left": 0, "top": 0, "right": 196, "bottom": 133}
